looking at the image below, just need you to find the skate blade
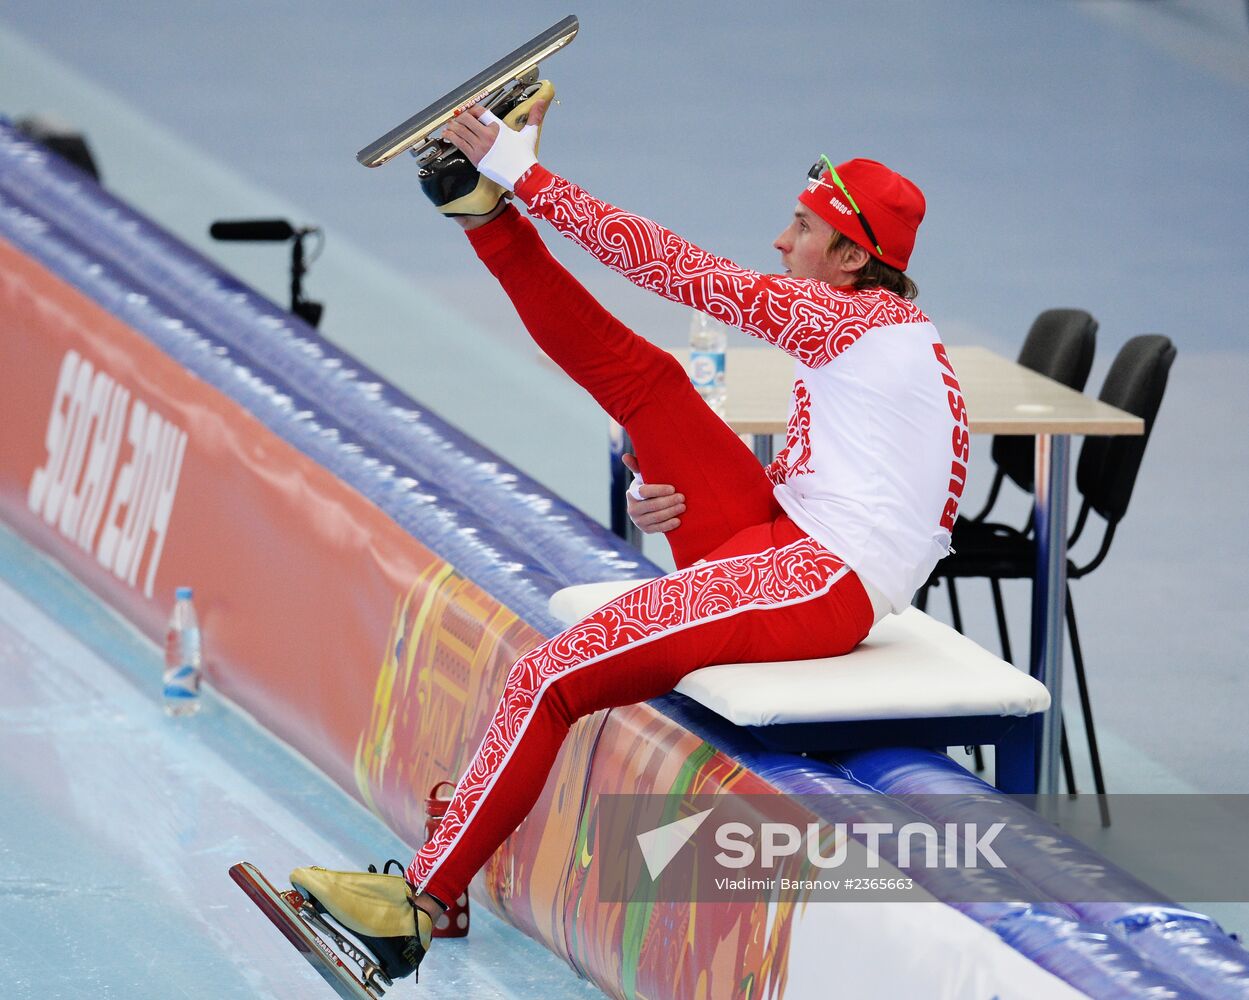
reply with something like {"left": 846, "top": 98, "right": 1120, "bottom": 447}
{"left": 229, "top": 861, "right": 390, "bottom": 1000}
{"left": 356, "top": 14, "right": 578, "bottom": 168}
{"left": 411, "top": 76, "right": 546, "bottom": 172}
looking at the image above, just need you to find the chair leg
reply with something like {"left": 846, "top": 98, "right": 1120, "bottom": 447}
{"left": 1061, "top": 722, "right": 1077, "bottom": 796}
{"left": 972, "top": 745, "right": 985, "bottom": 772}
{"left": 988, "top": 578, "right": 1017, "bottom": 787}
{"left": 915, "top": 580, "right": 931, "bottom": 612}
{"left": 1067, "top": 589, "right": 1111, "bottom": 827}
{"left": 990, "top": 578, "right": 1013, "bottom": 663}
{"left": 946, "top": 578, "right": 965, "bottom": 634}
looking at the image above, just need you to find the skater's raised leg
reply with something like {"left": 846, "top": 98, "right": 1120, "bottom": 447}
{"left": 466, "top": 205, "right": 780, "bottom": 568}
{"left": 443, "top": 100, "right": 780, "bottom": 568}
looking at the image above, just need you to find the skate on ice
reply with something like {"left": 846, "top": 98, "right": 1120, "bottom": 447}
{"left": 230, "top": 861, "right": 434, "bottom": 999}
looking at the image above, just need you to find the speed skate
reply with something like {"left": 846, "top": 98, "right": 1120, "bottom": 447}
{"left": 229, "top": 862, "right": 393, "bottom": 999}
{"left": 355, "top": 14, "right": 578, "bottom": 168}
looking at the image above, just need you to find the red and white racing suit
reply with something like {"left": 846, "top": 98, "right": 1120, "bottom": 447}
{"left": 406, "top": 167, "right": 966, "bottom": 904}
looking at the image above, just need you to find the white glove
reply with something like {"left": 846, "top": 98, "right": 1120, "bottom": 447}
{"left": 627, "top": 473, "right": 647, "bottom": 502}
{"left": 476, "top": 109, "right": 540, "bottom": 192}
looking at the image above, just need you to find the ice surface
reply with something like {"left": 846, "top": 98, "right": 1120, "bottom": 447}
{"left": 0, "top": 523, "right": 603, "bottom": 999}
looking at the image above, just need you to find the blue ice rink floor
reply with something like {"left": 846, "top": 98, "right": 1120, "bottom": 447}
{"left": 0, "top": 522, "right": 605, "bottom": 1000}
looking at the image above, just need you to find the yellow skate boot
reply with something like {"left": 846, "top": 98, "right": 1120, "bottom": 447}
{"left": 290, "top": 863, "right": 436, "bottom": 983}
{"left": 416, "top": 78, "right": 554, "bottom": 217}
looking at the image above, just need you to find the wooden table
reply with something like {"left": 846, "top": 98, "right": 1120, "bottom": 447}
{"left": 664, "top": 344, "right": 1140, "bottom": 436}
{"left": 614, "top": 345, "right": 1143, "bottom": 796}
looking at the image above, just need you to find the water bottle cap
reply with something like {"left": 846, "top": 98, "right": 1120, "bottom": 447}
{"left": 175, "top": 586, "right": 193, "bottom": 600}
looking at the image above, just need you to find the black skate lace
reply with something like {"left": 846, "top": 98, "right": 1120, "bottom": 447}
{"left": 366, "top": 859, "right": 407, "bottom": 876}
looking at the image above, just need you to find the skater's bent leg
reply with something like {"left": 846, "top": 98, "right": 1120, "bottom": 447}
{"left": 466, "top": 207, "right": 780, "bottom": 565}
{"left": 612, "top": 357, "right": 782, "bottom": 566}
{"left": 407, "top": 533, "right": 872, "bottom": 904}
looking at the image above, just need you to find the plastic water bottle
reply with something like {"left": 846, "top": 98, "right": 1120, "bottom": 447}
{"left": 688, "top": 311, "right": 727, "bottom": 415}
{"left": 163, "top": 586, "right": 202, "bottom": 716}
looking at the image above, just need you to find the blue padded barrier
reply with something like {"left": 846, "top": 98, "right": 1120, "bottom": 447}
{"left": 668, "top": 694, "right": 1249, "bottom": 996}
{"left": 5, "top": 118, "right": 1247, "bottom": 999}
{"left": 989, "top": 912, "right": 1200, "bottom": 998}
{"left": 835, "top": 747, "right": 1249, "bottom": 996}
{"left": 1107, "top": 910, "right": 1249, "bottom": 999}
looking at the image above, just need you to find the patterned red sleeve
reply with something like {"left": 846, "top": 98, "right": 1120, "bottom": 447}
{"left": 516, "top": 166, "right": 927, "bottom": 368}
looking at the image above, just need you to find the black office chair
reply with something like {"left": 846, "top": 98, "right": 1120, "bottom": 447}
{"left": 970, "top": 309, "right": 1099, "bottom": 525}
{"left": 916, "top": 309, "right": 1096, "bottom": 775}
{"left": 927, "top": 335, "right": 1177, "bottom": 815}
{"left": 927, "top": 309, "right": 1098, "bottom": 633}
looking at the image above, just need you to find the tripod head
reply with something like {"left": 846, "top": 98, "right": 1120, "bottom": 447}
{"left": 209, "top": 218, "right": 325, "bottom": 327}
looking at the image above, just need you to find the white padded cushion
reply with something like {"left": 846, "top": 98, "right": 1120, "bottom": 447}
{"left": 548, "top": 580, "right": 1050, "bottom": 725}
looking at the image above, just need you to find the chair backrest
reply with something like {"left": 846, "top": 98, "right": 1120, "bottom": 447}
{"left": 992, "top": 309, "right": 1098, "bottom": 492}
{"left": 1076, "top": 334, "right": 1176, "bottom": 526}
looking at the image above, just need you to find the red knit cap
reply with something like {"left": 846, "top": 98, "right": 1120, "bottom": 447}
{"left": 798, "top": 158, "right": 925, "bottom": 271}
